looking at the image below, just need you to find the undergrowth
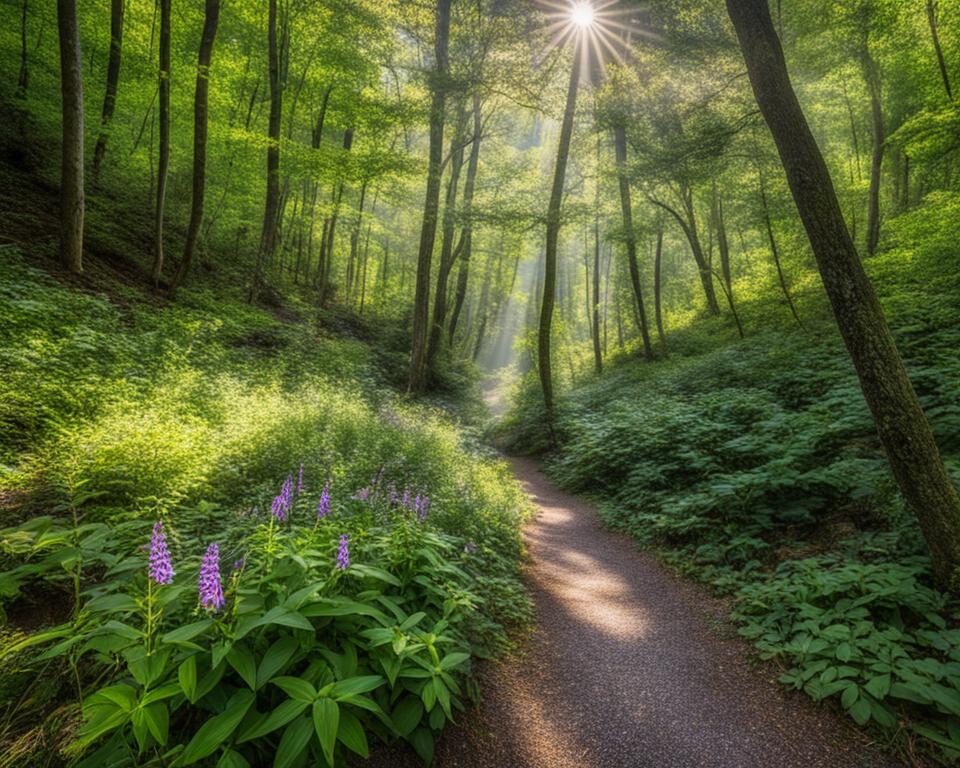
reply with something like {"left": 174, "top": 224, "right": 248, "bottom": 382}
{"left": 0, "top": 249, "right": 531, "bottom": 766}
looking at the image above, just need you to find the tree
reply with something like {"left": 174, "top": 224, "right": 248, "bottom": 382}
{"left": 726, "top": 0, "right": 960, "bottom": 589}
{"left": 172, "top": 0, "right": 221, "bottom": 295}
{"left": 408, "top": 0, "right": 453, "bottom": 393}
{"left": 57, "top": 0, "right": 83, "bottom": 274}
{"left": 539, "top": 35, "right": 584, "bottom": 419}
{"left": 92, "top": 0, "right": 124, "bottom": 183}
{"left": 926, "top": 0, "right": 953, "bottom": 101}
{"left": 613, "top": 125, "right": 654, "bottom": 360}
{"left": 250, "top": 0, "right": 283, "bottom": 303}
{"left": 592, "top": 133, "right": 602, "bottom": 373}
{"left": 150, "top": 0, "right": 171, "bottom": 288}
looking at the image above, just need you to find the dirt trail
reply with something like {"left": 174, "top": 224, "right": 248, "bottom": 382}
{"left": 427, "top": 457, "right": 903, "bottom": 768}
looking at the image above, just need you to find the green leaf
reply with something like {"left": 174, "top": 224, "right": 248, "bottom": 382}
{"left": 274, "top": 715, "right": 314, "bottom": 768}
{"left": 216, "top": 749, "right": 250, "bottom": 768}
{"left": 439, "top": 652, "right": 470, "bottom": 671}
{"left": 849, "top": 698, "right": 871, "bottom": 726}
{"left": 86, "top": 593, "right": 139, "bottom": 613}
{"left": 252, "top": 606, "right": 314, "bottom": 632}
{"left": 237, "top": 699, "right": 309, "bottom": 743}
{"left": 227, "top": 645, "right": 257, "bottom": 690}
{"left": 273, "top": 676, "right": 317, "bottom": 703}
{"left": 256, "top": 636, "right": 299, "bottom": 690}
{"left": 864, "top": 674, "right": 890, "bottom": 700}
{"left": 181, "top": 690, "right": 255, "bottom": 765}
{"left": 141, "top": 683, "right": 181, "bottom": 705}
{"left": 313, "top": 698, "right": 340, "bottom": 767}
{"left": 392, "top": 697, "right": 423, "bottom": 737}
{"left": 349, "top": 564, "right": 401, "bottom": 586}
{"left": 337, "top": 710, "right": 369, "bottom": 757}
{"left": 179, "top": 656, "right": 198, "bottom": 702}
{"left": 409, "top": 726, "right": 434, "bottom": 766}
{"left": 162, "top": 620, "right": 214, "bottom": 645}
{"left": 142, "top": 702, "right": 169, "bottom": 746}
{"left": 840, "top": 683, "right": 859, "bottom": 710}
{"left": 331, "top": 675, "right": 384, "bottom": 700}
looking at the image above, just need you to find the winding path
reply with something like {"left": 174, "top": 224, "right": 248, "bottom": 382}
{"left": 430, "top": 457, "right": 901, "bottom": 768}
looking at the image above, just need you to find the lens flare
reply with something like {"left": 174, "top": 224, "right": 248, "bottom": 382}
{"left": 571, "top": 2, "right": 594, "bottom": 28}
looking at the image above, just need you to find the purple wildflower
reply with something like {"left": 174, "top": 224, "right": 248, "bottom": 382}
{"left": 271, "top": 474, "right": 294, "bottom": 521}
{"left": 148, "top": 521, "right": 175, "bottom": 585}
{"left": 198, "top": 543, "right": 225, "bottom": 611}
{"left": 336, "top": 534, "right": 350, "bottom": 570}
{"left": 401, "top": 488, "right": 411, "bottom": 509}
{"left": 297, "top": 463, "right": 304, "bottom": 496}
{"left": 353, "top": 487, "right": 371, "bottom": 502}
{"left": 415, "top": 494, "right": 430, "bottom": 523}
{"left": 317, "top": 481, "right": 331, "bottom": 519}
{"left": 232, "top": 557, "right": 245, "bottom": 571}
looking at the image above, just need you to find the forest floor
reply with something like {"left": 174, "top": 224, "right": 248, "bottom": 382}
{"left": 372, "top": 457, "right": 906, "bottom": 768}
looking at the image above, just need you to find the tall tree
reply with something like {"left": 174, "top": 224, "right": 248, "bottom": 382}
{"left": 613, "top": 125, "right": 654, "bottom": 360}
{"left": 150, "top": 0, "right": 171, "bottom": 287}
{"left": 57, "top": 0, "right": 84, "bottom": 274}
{"left": 727, "top": 0, "right": 960, "bottom": 588}
{"left": 250, "top": 0, "right": 282, "bottom": 302}
{"left": 592, "top": 134, "right": 603, "bottom": 374}
{"left": 926, "top": 0, "right": 953, "bottom": 102}
{"left": 171, "top": 0, "right": 221, "bottom": 295}
{"left": 408, "top": 0, "right": 453, "bottom": 392}
{"left": 539, "top": 35, "right": 583, "bottom": 418}
{"left": 91, "top": 0, "right": 124, "bottom": 183}
{"left": 448, "top": 99, "right": 482, "bottom": 345}
{"left": 653, "top": 220, "right": 666, "bottom": 349}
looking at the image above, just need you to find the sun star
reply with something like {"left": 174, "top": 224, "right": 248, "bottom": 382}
{"left": 571, "top": 2, "right": 595, "bottom": 28}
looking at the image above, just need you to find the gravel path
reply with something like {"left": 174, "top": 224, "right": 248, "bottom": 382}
{"left": 425, "top": 457, "right": 904, "bottom": 768}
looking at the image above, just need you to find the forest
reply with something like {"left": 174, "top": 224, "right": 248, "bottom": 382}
{"left": 1, "top": 0, "right": 959, "bottom": 765}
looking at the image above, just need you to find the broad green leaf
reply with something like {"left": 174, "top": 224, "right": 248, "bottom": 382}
{"left": 273, "top": 676, "right": 317, "bottom": 703}
{"left": 313, "top": 698, "right": 340, "bottom": 767}
{"left": 227, "top": 645, "right": 257, "bottom": 690}
{"left": 331, "top": 675, "right": 384, "bottom": 700}
{"left": 256, "top": 636, "right": 299, "bottom": 690}
{"left": 217, "top": 749, "right": 250, "bottom": 768}
{"left": 162, "top": 620, "right": 214, "bottom": 646}
{"left": 275, "top": 715, "right": 314, "bottom": 768}
{"left": 179, "top": 656, "right": 198, "bottom": 702}
{"left": 391, "top": 697, "right": 423, "bottom": 737}
{"left": 439, "top": 652, "right": 470, "bottom": 671}
{"left": 181, "top": 690, "right": 255, "bottom": 765}
{"left": 409, "top": 726, "right": 434, "bottom": 766}
{"left": 237, "top": 699, "right": 309, "bottom": 743}
{"left": 337, "top": 710, "right": 369, "bottom": 757}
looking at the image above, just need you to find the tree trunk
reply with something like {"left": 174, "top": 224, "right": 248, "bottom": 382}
{"left": 539, "top": 39, "right": 582, "bottom": 419}
{"left": 592, "top": 135, "right": 603, "bottom": 373}
{"left": 57, "top": 0, "right": 84, "bottom": 274}
{"left": 249, "top": 0, "right": 282, "bottom": 302}
{"left": 319, "top": 128, "right": 353, "bottom": 303}
{"left": 613, "top": 126, "right": 654, "bottom": 360}
{"left": 448, "top": 94, "right": 483, "bottom": 346}
{"left": 92, "top": 0, "right": 124, "bottom": 182}
{"left": 727, "top": 0, "right": 960, "bottom": 589}
{"left": 347, "top": 180, "right": 368, "bottom": 300}
{"left": 150, "top": 0, "right": 171, "bottom": 288}
{"left": 714, "top": 186, "right": 744, "bottom": 338}
{"left": 408, "top": 0, "right": 452, "bottom": 392}
{"left": 426, "top": 104, "right": 469, "bottom": 372}
{"left": 653, "top": 222, "right": 666, "bottom": 349}
{"left": 926, "top": 0, "right": 954, "bottom": 102}
{"left": 650, "top": 193, "right": 720, "bottom": 316}
{"left": 172, "top": 0, "right": 220, "bottom": 295}
{"left": 860, "top": 32, "right": 884, "bottom": 256}
{"left": 17, "top": 0, "right": 29, "bottom": 97}
{"left": 758, "top": 170, "right": 803, "bottom": 327}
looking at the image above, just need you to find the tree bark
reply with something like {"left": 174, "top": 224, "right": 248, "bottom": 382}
{"left": 713, "top": 186, "right": 744, "bottom": 338}
{"left": 249, "top": 0, "right": 282, "bottom": 302}
{"left": 727, "top": 0, "right": 960, "bottom": 589}
{"left": 591, "top": 134, "right": 603, "bottom": 373}
{"left": 926, "top": 0, "right": 953, "bottom": 102}
{"left": 650, "top": 192, "right": 720, "bottom": 316}
{"left": 653, "top": 221, "right": 666, "bottom": 349}
{"left": 150, "top": 0, "right": 171, "bottom": 288}
{"left": 172, "top": 0, "right": 220, "bottom": 295}
{"left": 860, "top": 31, "right": 884, "bottom": 256}
{"left": 758, "top": 170, "right": 802, "bottom": 327}
{"left": 448, "top": 94, "right": 483, "bottom": 346}
{"left": 57, "top": 0, "right": 84, "bottom": 274}
{"left": 613, "top": 125, "right": 654, "bottom": 360}
{"left": 539, "top": 38, "right": 583, "bottom": 419}
{"left": 408, "top": 0, "right": 452, "bottom": 392}
{"left": 92, "top": 0, "right": 124, "bottom": 182}
{"left": 426, "top": 104, "right": 469, "bottom": 372}
{"left": 319, "top": 127, "right": 353, "bottom": 303}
